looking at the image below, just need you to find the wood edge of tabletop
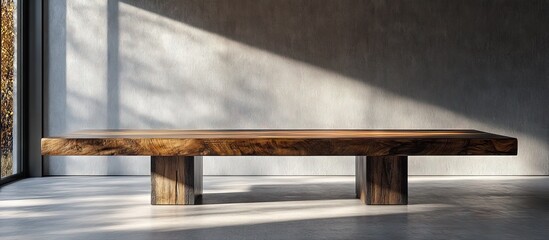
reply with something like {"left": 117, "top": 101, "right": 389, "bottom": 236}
{"left": 41, "top": 136, "right": 518, "bottom": 156}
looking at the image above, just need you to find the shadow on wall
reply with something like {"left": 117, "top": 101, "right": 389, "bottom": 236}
{"left": 119, "top": 0, "right": 549, "bottom": 143}
{"left": 44, "top": 0, "right": 549, "bottom": 175}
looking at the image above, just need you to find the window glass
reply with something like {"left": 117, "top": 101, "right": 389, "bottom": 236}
{"left": 1, "top": 0, "right": 18, "bottom": 178}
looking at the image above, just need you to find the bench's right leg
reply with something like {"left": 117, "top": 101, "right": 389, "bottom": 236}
{"left": 356, "top": 156, "right": 408, "bottom": 205}
{"left": 151, "top": 156, "right": 203, "bottom": 205}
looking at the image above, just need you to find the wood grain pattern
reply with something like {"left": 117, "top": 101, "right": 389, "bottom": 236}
{"left": 151, "top": 156, "right": 203, "bottom": 205}
{"left": 41, "top": 130, "right": 517, "bottom": 206}
{"left": 41, "top": 129, "right": 517, "bottom": 156}
{"left": 356, "top": 156, "right": 408, "bottom": 205}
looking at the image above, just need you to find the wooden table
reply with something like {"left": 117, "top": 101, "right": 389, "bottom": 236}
{"left": 41, "top": 129, "right": 517, "bottom": 205}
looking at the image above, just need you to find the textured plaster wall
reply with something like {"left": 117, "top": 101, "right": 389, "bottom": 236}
{"left": 45, "top": 0, "right": 548, "bottom": 175}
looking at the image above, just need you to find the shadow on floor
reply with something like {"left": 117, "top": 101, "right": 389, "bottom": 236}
{"left": 3, "top": 176, "right": 549, "bottom": 240}
{"left": 204, "top": 182, "right": 355, "bottom": 204}
{"left": 35, "top": 210, "right": 549, "bottom": 240}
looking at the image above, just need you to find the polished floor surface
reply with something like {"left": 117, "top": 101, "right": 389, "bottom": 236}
{"left": 1, "top": 176, "right": 548, "bottom": 240}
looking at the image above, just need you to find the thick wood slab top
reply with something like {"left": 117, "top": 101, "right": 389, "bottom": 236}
{"left": 41, "top": 129, "right": 517, "bottom": 156}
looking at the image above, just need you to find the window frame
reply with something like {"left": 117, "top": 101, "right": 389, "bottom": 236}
{"left": 1, "top": 0, "right": 43, "bottom": 185}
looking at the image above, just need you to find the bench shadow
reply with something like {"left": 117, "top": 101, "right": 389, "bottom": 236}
{"left": 202, "top": 177, "right": 549, "bottom": 209}
{"left": 203, "top": 182, "right": 355, "bottom": 204}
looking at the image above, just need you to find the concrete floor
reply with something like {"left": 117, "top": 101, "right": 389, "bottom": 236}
{"left": 1, "top": 176, "right": 548, "bottom": 240}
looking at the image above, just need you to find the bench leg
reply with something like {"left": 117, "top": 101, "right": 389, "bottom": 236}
{"left": 356, "top": 156, "right": 408, "bottom": 205}
{"left": 151, "top": 156, "right": 203, "bottom": 205}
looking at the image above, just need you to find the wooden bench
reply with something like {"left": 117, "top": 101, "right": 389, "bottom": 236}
{"left": 41, "top": 129, "right": 517, "bottom": 205}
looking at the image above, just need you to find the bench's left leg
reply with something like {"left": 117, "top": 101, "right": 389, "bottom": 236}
{"left": 151, "top": 156, "right": 203, "bottom": 205}
{"left": 356, "top": 156, "right": 408, "bottom": 205}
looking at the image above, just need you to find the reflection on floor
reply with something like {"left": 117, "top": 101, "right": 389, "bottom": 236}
{"left": 1, "top": 176, "right": 548, "bottom": 240}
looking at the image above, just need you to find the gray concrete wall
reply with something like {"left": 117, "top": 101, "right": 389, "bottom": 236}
{"left": 44, "top": 0, "right": 549, "bottom": 175}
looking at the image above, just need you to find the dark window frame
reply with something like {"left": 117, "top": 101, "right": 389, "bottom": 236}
{"left": 1, "top": 0, "right": 43, "bottom": 185}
